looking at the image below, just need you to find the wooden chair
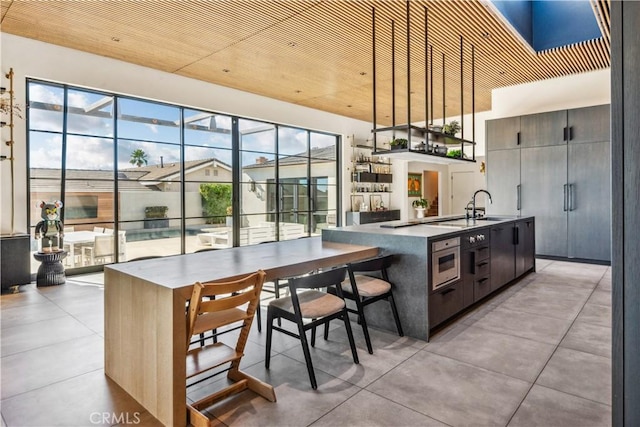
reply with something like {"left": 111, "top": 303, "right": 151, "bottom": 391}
{"left": 328, "top": 254, "right": 403, "bottom": 354}
{"left": 186, "top": 270, "right": 275, "bottom": 426}
{"left": 265, "top": 267, "right": 359, "bottom": 390}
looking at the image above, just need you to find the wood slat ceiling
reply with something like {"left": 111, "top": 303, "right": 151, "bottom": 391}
{"left": 0, "top": 0, "right": 610, "bottom": 127}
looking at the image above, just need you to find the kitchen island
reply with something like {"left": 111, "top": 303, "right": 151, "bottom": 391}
{"left": 322, "top": 215, "right": 535, "bottom": 340}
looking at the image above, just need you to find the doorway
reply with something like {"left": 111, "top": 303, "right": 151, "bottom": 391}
{"left": 451, "top": 171, "right": 476, "bottom": 215}
{"left": 423, "top": 171, "right": 439, "bottom": 216}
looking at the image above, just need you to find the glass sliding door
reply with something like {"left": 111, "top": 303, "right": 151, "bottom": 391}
{"left": 116, "top": 97, "right": 182, "bottom": 260}
{"left": 239, "top": 119, "right": 276, "bottom": 245}
{"left": 27, "top": 79, "right": 340, "bottom": 273}
{"left": 184, "top": 110, "right": 233, "bottom": 253}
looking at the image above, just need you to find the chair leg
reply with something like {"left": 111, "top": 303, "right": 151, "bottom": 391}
{"left": 256, "top": 302, "right": 262, "bottom": 332}
{"left": 355, "top": 298, "right": 373, "bottom": 354}
{"left": 311, "top": 325, "right": 316, "bottom": 347}
{"left": 298, "top": 324, "right": 317, "bottom": 389}
{"left": 265, "top": 308, "right": 274, "bottom": 369}
{"left": 323, "top": 322, "right": 330, "bottom": 341}
{"left": 341, "top": 308, "right": 359, "bottom": 365}
{"left": 388, "top": 293, "right": 404, "bottom": 337}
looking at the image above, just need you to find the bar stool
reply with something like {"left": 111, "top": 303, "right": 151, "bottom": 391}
{"left": 265, "top": 267, "right": 359, "bottom": 389}
{"left": 328, "top": 254, "right": 403, "bottom": 354}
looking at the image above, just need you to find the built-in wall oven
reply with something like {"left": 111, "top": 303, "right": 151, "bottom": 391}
{"left": 431, "top": 236, "right": 461, "bottom": 290}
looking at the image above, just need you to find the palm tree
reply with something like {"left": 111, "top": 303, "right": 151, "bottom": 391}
{"left": 129, "top": 149, "right": 148, "bottom": 167}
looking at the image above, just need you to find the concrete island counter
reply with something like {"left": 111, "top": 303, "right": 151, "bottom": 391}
{"left": 321, "top": 215, "right": 536, "bottom": 341}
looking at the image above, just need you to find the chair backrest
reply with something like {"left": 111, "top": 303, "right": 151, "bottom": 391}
{"left": 63, "top": 226, "right": 75, "bottom": 233}
{"left": 186, "top": 270, "right": 266, "bottom": 351}
{"left": 93, "top": 226, "right": 105, "bottom": 233}
{"left": 348, "top": 254, "right": 394, "bottom": 274}
{"left": 93, "top": 235, "right": 114, "bottom": 257}
{"left": 103, "top": 228, "right": 114, "bottom": 235}
{"left": 287, "top": 267, "right": 347, "bottom": 291}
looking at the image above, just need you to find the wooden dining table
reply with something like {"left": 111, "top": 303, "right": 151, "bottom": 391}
{"left": 103, "top": 237, "right": 378, "bottom": 426}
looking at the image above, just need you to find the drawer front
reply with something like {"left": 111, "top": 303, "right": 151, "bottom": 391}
{"left": 475, "top": 259, "right": 490, "bottom": 277}
{"left": 474, "top": 276, "right": 492, "bottom": 301}
{"left": 475, "top": 245, "right": 490, "bottom": 262}
{"left": 429, "top": 282, "right": 465, "bottom": 328}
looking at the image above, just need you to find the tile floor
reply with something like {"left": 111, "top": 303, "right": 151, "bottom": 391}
{"left": 0, "top": 260, "right": 611, "bottom": 426}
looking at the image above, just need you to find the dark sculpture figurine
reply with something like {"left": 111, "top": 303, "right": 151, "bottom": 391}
{"left": 35, "top": 200, "right": 64, "bottom": 253}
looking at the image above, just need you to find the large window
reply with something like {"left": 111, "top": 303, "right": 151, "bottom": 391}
{"left": 27, "top": 80, "right": 340, "bottom": 273}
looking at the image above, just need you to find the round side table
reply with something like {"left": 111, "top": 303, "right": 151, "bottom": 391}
{"left": 33, "top": 251, "right": 67, "bottom": 286}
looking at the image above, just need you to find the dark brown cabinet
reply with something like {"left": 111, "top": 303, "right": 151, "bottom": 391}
{"left": 461, "top": 230, "right": 491, "bottom": 305}
{"left": 491, "top": 218, "right": 536, "bottom": 292}
{"left": 490, "top": 224, "right": 516, "bottom": 292}
{"left": 515, "top": 219, "right": 536, "bottom": 277}
{"left": 429, "top": 281, "right": 465, "bottom": 328}
{"left": 345, "top": 210, "right": 400, "bottom": 225}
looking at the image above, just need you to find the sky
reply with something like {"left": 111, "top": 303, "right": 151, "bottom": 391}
{"left": 28, "top": 82, "right": 336, "bottom": 171}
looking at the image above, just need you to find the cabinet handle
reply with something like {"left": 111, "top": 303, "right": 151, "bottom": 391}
{"left": 441, "top": 288, "right": 456, "bottom": 296}
{"left": 516, "top": 184, "right": 521, "bottom": 211}
{"left": 563, "top": 184, "right": 568, "bottom": 211}
{"left": 478, "top": 278, "right": 489, "bottom": 284}
{"left": 470, "top": 251, "right": 476, "bottom": 274}
{"left": 563, "top": 127, "right": 568, "bottom": 141}
{"left": 513, "top": 226, "right": 520, "bottom": 245}
{"left": 569, "top": 184, "right": 575, "bottom": 211}
{"left": 516, "top": 131, "right": 521, "bottom": 146}
{"left": 569, "top": 126, "right": 574, "bottom": 141}
{"left": 478, "top": 262, "right": 488, "bottom": 267}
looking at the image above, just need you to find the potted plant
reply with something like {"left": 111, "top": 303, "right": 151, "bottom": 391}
{"left": 389, "top": 138, "right": 408, "bottom": 150}
{"left": 442, "top": 120, "right": 461, "bottom": 136}
{"left": 412, "top": 198, "right": 429, "bottom": 219}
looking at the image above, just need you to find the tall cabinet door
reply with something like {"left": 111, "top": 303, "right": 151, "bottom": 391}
{"left": 486, "top": 116, "right": 521, "bottom": 150}
{"left": 520, "top": 110, "right": 567, "bottom": 147}
{"left": 486, "top": 149, "right": 520, "bottom": 216}
{"left": 521, "top": 145, "right": 568, "bottom": 257}
{"left": 568, "top": 141, "right": 611, "bottom": 261}
{"left": 568, "top": 104, "right": 610, "bottom": 144}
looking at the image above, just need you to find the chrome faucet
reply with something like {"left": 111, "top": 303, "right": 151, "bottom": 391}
{"left": 468, "top": 189, "right": 493, "bottom": 220}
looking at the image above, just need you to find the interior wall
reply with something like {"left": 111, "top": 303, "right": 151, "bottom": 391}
{"left": 0, "top": 34, "right": 373, "bottom": 234}
{"left": 491, "top": 68, "right": 611, "bottom": 117}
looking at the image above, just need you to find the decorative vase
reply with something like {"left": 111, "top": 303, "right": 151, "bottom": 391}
{"left": 415, "top": 208, "right": 425, "bottom": 219}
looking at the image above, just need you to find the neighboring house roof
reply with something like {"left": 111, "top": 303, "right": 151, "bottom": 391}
{"left": 243, "top": 146, "right": 335, "bottom": 169}
{"left": 31, "top": 157, "right": 233, "bottom": 193}
{"left": 121, "top": 158, "right": 232, "bottom": 181}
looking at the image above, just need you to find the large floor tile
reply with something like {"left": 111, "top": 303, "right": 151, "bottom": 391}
{"left": 528, "top": 271, "right": 600, "bottom": 290}
{"left": 597, "top": 278, "right": 612, "bottom": 292}
{"left": 0, "top": 300, "right": 68, "bottom": 329}
{"left": 0, "top": 315, "right": 95, "bottom": 356}
{"left": 576, "top": 302, "right": 611, "bottom": 328}
{"left": 509, "top": 384, "right": 611, "bottom": 427}
{"left": 470, "top": 306, "right": 573, "bottom": 345}
{"left": 201, "top": 354, "right": 360, "bottom": 427}
{"left": 282, "top": 325, "right": 423, "bottom": 388}
{"left": 1, "top": 370, "right": 147, "bottom": 427}
{"left": 522, "top": 280, "right": 594, "bottom": 299}
{"left": 311, "top": 389, "right": 447, "bottom": 427}
{"left": 560, "top": 320, "right": 611, "bottom": 358}
{"left": 367, "top": 351, "right": 531, "bottom": 426}
{"left": 587, "top": 290, "right": 611, "bottom": 307}
{"left": 425, "top": 325, "right": 555, "bottom": 382}
{"left": 0, "top": 286, "right": 50, "bottom": 309}
{"left": 1, "top": 334, "right": 103, "bottom": 399}
{"left": 537, "top": 347, "right": 611, "bottom": 405}
{"left": 500, "top": 288, "right": 587, "bottom": 321}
